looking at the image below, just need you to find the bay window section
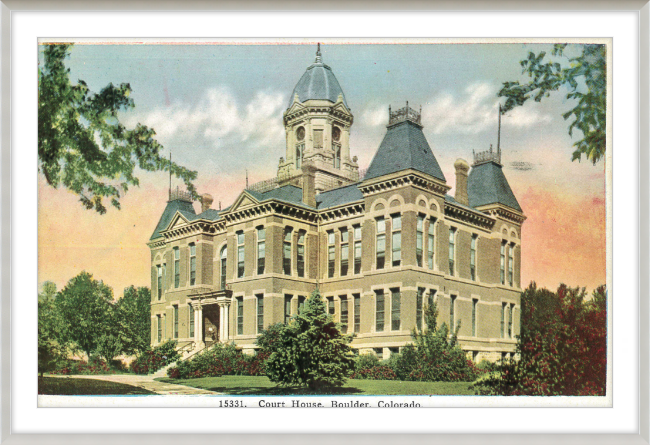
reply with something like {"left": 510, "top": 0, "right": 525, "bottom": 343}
{"left": 189, "top": 243, "right": 196, "bottom": 286}
{"left": 328, "top": 231, "right": 335, "bottom": 278}
{"left": 500, "top": 241, "right": 506, "bottom": 285}
{"left": 427, "top": 219, "right": 435, "bottom": 269}
{"left": 173, "top": 305, "right": 179, "bottom": 339}
{"left": 237, "top": 231, "right": 245, "bottom": 278}
{"left": 283, "top": 227, "right": 292, "bottom": 275}
{"left": 376, "top": 218, "right": 386, "bottom": 269}
{"left": 157, "top": 315, "right": 162, "bottom": 342}
{"left": 157, "top": 265, "right": 162, "bottom": 300}
{"left": 220, "top": 246, "right": 227, "bottom": 289}
{"left": 353, "top": 294, "right": 361, "bottom": 333}
{"left": 416, "top": 215, "right": 424, "bottom": 267}
{"left": 257, "top": 227, "right": 265, "bottom": 275}
{"left": 340, "top": 228, "right": 349, "bottom": 276}
{"left": 375, "top": 290, "right": 385, "bottom": 332}
{"left": 284, "top": 295, "right": 292, "bottom": 323}
{"left": 470, "top": 234, "right": 477, "bottom": 281}
{"left": 340, "top": 296, "right": 348, "bottom": 333}
{"left": 189, "top": 305, "right": 195, "bottom": 338}
{"left": 297, "top": 231, "right": 305, "bottom": 278}
{"left": 353, "top": 225, "right": 362, "bottom": 274}
{"left": 472, "top": 299, "right": 478, "bottom": 337}
{"left": 416, "top": 287, "right": 424, "bottom": 331}
{"left": 236, "top": 297, "right": 244, "bottom": 335}
{"left": 448, "top": 228, "right": 456, "bottom": 276}
{"left": 173, "top": 247, "right": 180, "bottom": 288}
{"left": 508, "top": 243, "right": 514, "bottom": 286}
{"left": 257, "top": 294, "right": 264, "bottom": 334}
{"left": 450, "top": 295, "right": 457, "bottom": 331}
{"left": 392, "top": 214, "right": 401, "bottom": 267}
{"left": 391, "top": 288, "right": 401, "bottom": 331}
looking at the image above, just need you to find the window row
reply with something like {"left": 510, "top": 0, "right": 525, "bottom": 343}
{"left": 155, "top": 243, "right": 197, "bottom": 299}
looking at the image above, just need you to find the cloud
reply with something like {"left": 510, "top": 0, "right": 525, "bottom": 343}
{"left": 361, "top": 105, "right": 388, "bottom": 127}
{"left": 421, "top": 82, "right": 553, "bottom": 135}
{"left": 123, "top": 86, "right": 286, "bottom": 154}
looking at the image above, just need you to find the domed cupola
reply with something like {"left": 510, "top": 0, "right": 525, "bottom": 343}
{"left": 288, "top": 44, "right": 348, "bottom": 108}
{"left": 278, "top": 44, "right": 358, "bottom": 192}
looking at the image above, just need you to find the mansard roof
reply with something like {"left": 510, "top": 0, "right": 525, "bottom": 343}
{"left": 363, "top": 120, "right": 446, "bottom": 183}
{"left": 316, "top": 183, "right": 364, "bottom": 209}
{"left": 246, "top": 184, "right": 310, "bottom": 208}
{"left": 468, "top": 160, "right": 522, "bottom": 212}
{"left": 149, "top": 198, "right": 197, "bottom": 240}
{"left": 289, "top": 50, "right": 348, "bottom": 108}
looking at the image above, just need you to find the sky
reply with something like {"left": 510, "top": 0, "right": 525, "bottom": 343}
{"left": 37, "top": 41, "right": 607, "bottom": 298}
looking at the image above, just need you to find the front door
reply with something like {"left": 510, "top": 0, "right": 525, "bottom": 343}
{"left": 203, "top": 305, "right": 220, "bottom": 343}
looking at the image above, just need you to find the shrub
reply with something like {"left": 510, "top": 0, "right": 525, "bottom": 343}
{"left": 258, "top": 289, "right": 355, "bottom": 390}
{"left": 349, "top": 353, "right": 396, "bottom": 380}
{"left": 130, "top": 340, "right": 179, "bottom": 375}
{"left": 472, "top": 284, "right": 607, "bottom": 396}
{"left": 169, "top": 342, "right": 268, "bottom": 379}
{"left": 50, "top": 356, "right": 114, "bottom": 375}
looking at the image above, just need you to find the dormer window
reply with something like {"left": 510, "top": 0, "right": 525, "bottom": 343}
{"left": 295, "top": 126, "right": 305, "bottom": 168}
{"left": 296, "top": 126, "right": 305, "bottom": 141}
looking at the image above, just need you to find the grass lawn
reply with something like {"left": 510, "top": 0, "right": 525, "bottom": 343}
{"left": 156, "top": 375, "right": 475, "bottom": 395}
{"left": 38, "top": 377, "right": 155, "bottom": 395}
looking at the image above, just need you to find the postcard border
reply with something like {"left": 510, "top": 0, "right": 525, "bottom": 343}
{"left": 2, "top": 0, "right": 648, "bottom": 444}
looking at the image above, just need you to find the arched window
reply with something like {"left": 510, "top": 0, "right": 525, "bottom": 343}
{"left": 220, "top": 245, "right": 227, "bottom": 290}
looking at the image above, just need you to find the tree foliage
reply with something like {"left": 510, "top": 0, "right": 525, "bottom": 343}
{"left": 472, "top": 283, "right": 607, "bottom": 396}
{"left": 38, "top": 43, "right": 198, "bottom": 214}
{"left": 257, "top": 289, "right": 355, "bottom": 390}
{"left": 38, "top": 282, "right": 70, "bottom": 376}
{"left": 390, "top": 296, "right": 477, "bottom": 382}
{"left": 113, "top": 286, "right": 151, "bottom": 356}
{"left": 498, "top": 44, "right": 606, "bottom": 164}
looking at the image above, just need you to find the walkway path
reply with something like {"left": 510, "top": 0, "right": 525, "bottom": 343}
{"left": 47, "top": 373, "right": 220, "bottom": 395}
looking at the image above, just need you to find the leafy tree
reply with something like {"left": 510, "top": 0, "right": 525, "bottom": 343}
{"left": 258, "top": 289, "right": 355, "bottom": 390}
{"left": 38, "top": 282, "right": 70, "bottom": 376}
{"left": 498, "top": 44, "right": 606, "bottom": 164}
{"left": 114, "top": 286, "right": 151, "bottom": 356}
{"left": 390, "top": 296, "right": 476, "bottom": 382}
{"left": 38, "top": 43, "right": 198, "bottom": 214}
{"left": 54, "top": 271, "right": 114, "bottom": 359}
{"left": 472, "top": 283, "right": 607, "bottom": 396}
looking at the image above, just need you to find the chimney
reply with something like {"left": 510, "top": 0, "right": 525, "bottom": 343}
{"left": 302, "top": 160, "right": 317, "bottom": 208}
{"left": 454, "top": 159, "right": 470, "bottom": 206}
{"left": 200, "top": 193, "right": 213, "bottom": 213}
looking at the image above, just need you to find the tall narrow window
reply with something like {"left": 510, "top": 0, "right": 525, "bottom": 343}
{"left": 313, "top": 129, "right": 323, "bottom": 148}
{"left": 391, "top": 288, "right": 401, "bottom": 331}
{"left": 298, "top": 296, "right": 306, "bottom": 314}
{"left": 508, "top": 304, "right": 514, "bottom": 338}
{"left": 256, "top": 294, "right": 264, "bottom": 334}
{"left": 501, "top": 302, "right": 506, "bottom": 338}
{"left": 284, "top": 295, "right": 292, "bottom": 323}
{"left": 340, "top": 228, "right": 349, "bottom": 276}
{"left": 470, "top": 235, "right": 477, "bottom": 281}
{"left": 297, "top": 231, "right": 305, "bottom": 278}
{"left": 162, "top": 263, "right": 166, "bottom": 294}
{"left": 500, "top": 241, "right": 506, "bottom": 285}
{"left": 189, "top": 305, "right": 195, "bottom": 338}
{"left": 283, "top": 227, "right": 292, "bottom": 275}
{"left": 257, "top": 227, "right": 265, "bottom": 275}
{"left": 340, "top": 296, "right": 348, "bottom": 333}
{"left": 296, "top": 145, "right": 303, "bottom": 169}
{"left": 428, "top": 219, "right": 435, "bottom": 269}
{"left": 392, "top": 214, "right": 401, "bottom": 267}
{"left": 448, "top": 228, "right": 456, "bottom": 276}
{"left": 157, "top": 265, "right": 162, "bottom": 300}
{"left": 327, "top": 297, "right": 335, "bottom": 316}
{"left": 220, "top": 246, "right": 227, "bottom": 290}
{"left": 450, "top": 295, "right": 456, "bottom": 331}
{"left": 173, "top": 247, "right": 180, "bottom": 288}
{"left": 157, "top": 315, "right": 162, "bottom": 342}
{"left": 237, "top": 231, "right": 245, "bottom": 278}
{"left": 472, "top": 299, "right": 478, "bottom": 337}
{"left": 237, "top": 297, "right": 244, "bottom": 335}
{"left": 376, "top": 218, "right": 386, "bottom": 269}
{"left": 189, "top": 243, "right": 196, "bottom": 286}
{"left": 173, "top": 305, "right": 179, "bottom": 339}
{"left": 416, "top": 287, "right": 425, "bottom": 331}
{"left": 333, "top": 144, "right": 341, "bottom": 169}
{"left": 375, "top": 290, "right": 385, "bottom": 332}
{"left": 416, "top": 215, "right": 424, "bottom": 267}
{"left": 295, "top": 126, "right": 305, "bottom": 169}
{"left": 353, "top": 294, "right": 361, "bottom": 333}
{"left": 353, "top": 225, "right": 362, "bottom": 274}
{"left": 508, "top": 243, "right": 514, "bottom": 286}
{"left": 328, "top": 231, "right": 336, "bottom": 278}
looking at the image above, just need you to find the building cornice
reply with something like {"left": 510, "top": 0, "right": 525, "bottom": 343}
{"left": 475, "top": 204, "right": 527, "bottom": 225}
{"left": 444, "top": 201, "right": 496, "bottom": 230}
{"left": 358, "top": 170, "right": 451, "bottom": 197}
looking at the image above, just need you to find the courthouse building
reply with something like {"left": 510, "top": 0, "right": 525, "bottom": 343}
{"left": 148, "top": 46, "right": 526, "bottom": 361}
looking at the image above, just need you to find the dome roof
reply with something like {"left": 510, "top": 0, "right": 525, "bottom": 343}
{"left": 288, "top": 45, "right": 348, "bottom": 108}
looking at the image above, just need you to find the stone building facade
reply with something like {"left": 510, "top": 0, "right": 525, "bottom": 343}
{"left": 148, "top": 46, "right": 526, "bottom": 362}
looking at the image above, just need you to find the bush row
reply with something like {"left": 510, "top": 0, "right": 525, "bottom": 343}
{"left": 49, "top": 356, "right": 114, "bottom": 375}
{"left": 130, "top": 340, "right": 180, "bottom": 375}
{"left": 167, "top": 343, "right": 269, "bottom": 379}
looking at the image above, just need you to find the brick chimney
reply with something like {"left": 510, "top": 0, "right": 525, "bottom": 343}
{"left": 302, "top": 161, "right": 317, "bottom": 208}
{"left": 454, "top": 159, "right": 470, "bottom": 206}
{"left": 200, "top": 193, "right": 213, "bottom": 213}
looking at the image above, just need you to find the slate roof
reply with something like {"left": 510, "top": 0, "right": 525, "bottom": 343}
{"left": 316, "top": 183, "right": 364, "bottom": 209}
{"left": 289, "top": 62, "right": 348, "bottom": 108}
{"left": 247, "top": 185, "right": 311, "bottom": 208}
{"left": 149, "top": 199, "right": 197, "bottom": 240}
{"left": 467, "top": 161, "right": 522, "bottom": 212}
{"left": 196, "top": 208, "right": 221, "bottom": 221}
{"left": 363, "top": 120, "right": 446, "bottom": 182}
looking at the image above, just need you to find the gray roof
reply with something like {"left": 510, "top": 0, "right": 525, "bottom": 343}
{"left": 363, "top": 120, "right": 446, "bottom": 182}
{"left": 247, "top": 185, "right": 311, "bottom": 208}
{"left": 196, "top": 208, "right": 221, "bottom": 221}
{"left": 316, "top": 183, "right": 364, "bottom": 209}
{"left": 468, "top": 161, "right": 522, "bottom": 212}
{"left": 149, "top": 199, "right": 196, "bottom": 240}
{"left": 289, "top": 62, "right": 348, "bottom": 108}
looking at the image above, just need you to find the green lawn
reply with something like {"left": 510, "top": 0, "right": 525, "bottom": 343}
{"left": 38, "top": 377, "right": 155, "bottom": 395}
{"left": 156, "top": 375, "right": 474, "bottom": 395}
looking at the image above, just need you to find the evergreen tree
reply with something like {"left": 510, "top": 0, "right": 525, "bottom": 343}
{"left": 260, "top": 289, "right": 355, "bottom": 390}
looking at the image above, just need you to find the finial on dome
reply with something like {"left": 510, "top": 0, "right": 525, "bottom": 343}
{"left": 315, "top": 43, "right": 322, "bottom": 63}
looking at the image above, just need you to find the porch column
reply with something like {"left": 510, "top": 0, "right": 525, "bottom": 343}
{"left": 193, "top": 304, "right": 200, "bottom": 344}
{"left": 219, "top": 304, "right": 225, "bottom": 341}
{"left": 223, "top": 303, "right": 230, "bottom": 342}
{"left": 196, "top": 302, "right": 205, "bottom": 348}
